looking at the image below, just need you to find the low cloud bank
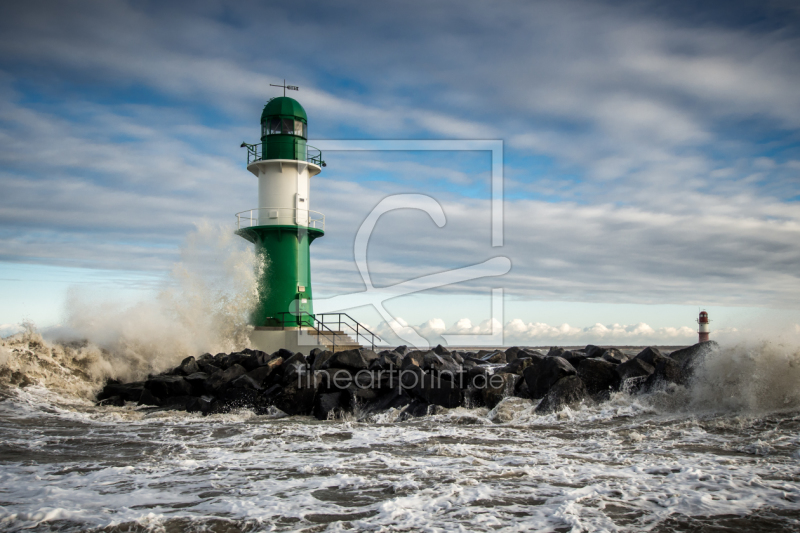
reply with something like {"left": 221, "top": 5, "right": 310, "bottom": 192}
{"left": 372, "top": 316, "right": 741, "bottom": 347}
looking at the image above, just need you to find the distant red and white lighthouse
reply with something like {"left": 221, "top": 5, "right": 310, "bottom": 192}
{"left": 697, "top": 310, "right": 711, "bottom": 343}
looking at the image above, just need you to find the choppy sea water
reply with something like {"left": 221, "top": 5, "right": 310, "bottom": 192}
{"left": 2, "top": 382, "right": 800, "bottom": 532}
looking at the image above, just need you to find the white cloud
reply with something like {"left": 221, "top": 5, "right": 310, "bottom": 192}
{"left": 373, "top": 316, "right": 699, "bottom": 347}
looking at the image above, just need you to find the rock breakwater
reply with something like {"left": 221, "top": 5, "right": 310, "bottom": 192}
{"left": 96, "top": 342, "right": 720, "bottom": 419}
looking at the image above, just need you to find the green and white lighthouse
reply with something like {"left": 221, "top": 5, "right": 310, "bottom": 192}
{"left": 237, "top": 95, "right": 326, "bottom": 335}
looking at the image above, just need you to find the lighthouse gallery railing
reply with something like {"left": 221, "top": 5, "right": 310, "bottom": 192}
{"left": 236, "top": 208, "right": 325, "bottom": 230}
{"left": 240, "top": 142, "right": 324, "bottom": 166}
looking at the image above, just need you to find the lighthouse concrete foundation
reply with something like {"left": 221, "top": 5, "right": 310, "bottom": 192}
{"left": 249, "top": 327, "right": 360, "bottom": 355}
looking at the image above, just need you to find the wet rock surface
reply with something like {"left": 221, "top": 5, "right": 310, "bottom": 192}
{"left": 96, "top": 343, "right": 718, "bottom": 419}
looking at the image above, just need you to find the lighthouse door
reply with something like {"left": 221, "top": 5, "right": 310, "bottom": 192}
{"left": 295, "top": 193, "right": 308, "bottom": 226}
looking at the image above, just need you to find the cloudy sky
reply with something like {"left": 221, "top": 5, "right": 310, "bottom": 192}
{"left": 1, "top": 0, "right": 799, "bottom": 346}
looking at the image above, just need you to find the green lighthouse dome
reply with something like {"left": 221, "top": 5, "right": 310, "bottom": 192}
{"left": 261, "top": 96, "right": 308, "bottom": 123}
{"left": 260, "top": 96, "right": 308, "bottom": 160}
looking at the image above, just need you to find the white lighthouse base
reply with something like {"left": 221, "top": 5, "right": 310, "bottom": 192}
{"left": 249, "top": 327, "right": 360, "bottom": 355}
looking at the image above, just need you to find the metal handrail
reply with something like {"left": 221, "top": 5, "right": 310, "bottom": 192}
{"left": 242, "top": 142, "right": 261, "bottom": 164}
{"left": 235, "top": 208, "right": 325, "bottom": 230}
{"left": 317, "top": 313, "right": 381, "bottom": 350}
{"left": 276, "top": 311, "right": 344, "bottom": 352}
{"left": 306, "top": 145, "right": 324, "bottom": 166}
{"left": 240, "top": 142, "right": 325, "bottom": 167}
{"left": 274, "top": 311, "right": 382, "bottom": 351}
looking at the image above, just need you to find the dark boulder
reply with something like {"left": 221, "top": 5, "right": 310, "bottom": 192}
{"left": 405, "top": 367, "right": 461, "bottom": 408}
{"left": 466, "top": 365, "right": 491, "bottom": 391}
{"left": 547, "top": 347, "right": 567, "bottom": 358}
{"left": 245, "top": 366, "right": 275, "bottom": 388}
{"left": 97, "top": 381, "right": 146, "bottom": 402}
{"left": 359, "top": 385, "right": 414, "bottom": 416}
{"left": 585, "top": 345, "right": 605, "bottom": 358}
{"left": 521, "top": 348, "right": 547, "bottom": 358}
{"left": 177, "top": 356, "right": 200, "bottom": 375}
{"left": 253, "top": 350, "right": 272, "bottom": 364}
{"left": 239, "top": 353, "right": 263, "bottom": 372}
{"left": 401, "top": 351, "right": 425, "bottom": 369}
{"left": 535, "top": 375, "right": 589, "bottom": 413}
{"left": 515, "top": 379, "right": 530, "bottom": 399}
{"left": 422, "top": 352, "right": 461, "bottom": 376}
{"left": 160, "top": 395, "right": 200, "bottom": 412}
{"left": 137, "top": 388, "right": 161, "bottom": 406}
{"left": 313, "top": 391, "right": 354, "bottom": 420}
{"left": 351, "top": 383, "right": 378, "bottom": 401}
{"left": 196, "top": 353, "right": 214, "bottom": 364}
{"left": 187, "top": 395, "right": 216, "bottom": 414}
{"left": 315, "top": 368, "right": 354, "bottom": 393}
{"left": 616, "top": 358, "right": 655, "bottom": 382}
{"left": 643, "top": 357, "right": 685, "bottom": 391}
{"left": 480, "top": 351, "right": 507, "bottom": 365}
{"left": 273, "top": 348, "right": 296, "bottom": 361}
{"left": 270, "top": 379, "right": 317, "bottom": 416}
{"left": 307, "top": 348, "right": 321, "bottom": 368}
{"left": 601, "top": 348, "right": 629, "bottom": 365}
{"left": 184, "top": 372, "right": 209, "bottom": 395}
{"left": 369, "top": 352, "right": 401, "bottom": 371}
{"left": 523, "top": 356, "right": 577, "bottom": 399}
{"left": 669, "top": 341, "right": 719, "bottom": 366}
{"left": 563, "top": 350, "right": 591, "bottom": 367}
{"left": 679, "top": 341, "right": 719, "bottom": 381}
{"left": 230, "top": 374, "right": 263, "bottom": 390}
{"left": 281, "top": 353, "right": 309, "bottom": 382}
{"left": 393, "top": 345, "right": 409, "bottom": 356}
{"left": 482, "top": 372, "right": 521, "bottom": 409}
{"left": 634, "top": 347, "right": 665, "bottom": 367}
{"left": 221, "top": 352, "right": 250, "bottom": 369}
{"left": 145, "top": 375, "right": 192, "bottom": 399}
{"left": 206, "top": 364, "right": 247, "bottom": 394}
{"left": 197, "top": 360, "right": 221, "bottom": 375}
{"left": 311, "top": 350, "right": 333, "bottom": 371}
{"left": 505, "top": 346, "right": 523, "bottom": 362}
{"left": 217, "top": 387, "right": 261, "bottom": 412}
{"left": 499, "top": 356, "right": 536, "bottom": 375}
{"left": 577, "top": 358, "right": 621, "bottom": 396}
{"left": 261, "top": 356, "right": 284, "bottom": 377}
{"left": 463, "top": 355, "right": 490, "bottom": 366}
{"left": 419, "top": 372, "right": 462, "bottom": 408}
{"left": 433, "top": 344, "right": 451, "bottom": 356}
{"left": 324, "top": 348, "right": 377, "bottom": 371}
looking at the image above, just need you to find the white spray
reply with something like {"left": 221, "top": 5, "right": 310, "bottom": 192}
{"left": 0, "top": 222, "right": 262, "bottom": 398}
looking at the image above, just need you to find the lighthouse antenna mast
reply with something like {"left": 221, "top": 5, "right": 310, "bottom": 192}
{"left": 270, "top": 79, "right": 299, "bottom": 97}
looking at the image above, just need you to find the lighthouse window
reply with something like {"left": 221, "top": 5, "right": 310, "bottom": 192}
{"left": 268, "top": 118, "right": 281, "bottom": 135}
{"left": 266, "top": 118, "right": 306, "bottom": 136}
{"left": 295, "top": 120, "right": 306, "bottom": 138}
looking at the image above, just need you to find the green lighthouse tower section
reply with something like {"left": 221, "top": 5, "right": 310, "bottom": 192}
{"left": 260, "top": 96, "right": 308, "bottom": 162}
{"left": 237, "top": 95, "right": 324, "bottom": 328}
{"left": 236, "top": 225, "right": 324, "bottom": 327}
